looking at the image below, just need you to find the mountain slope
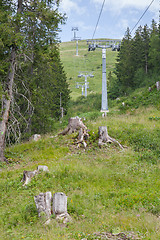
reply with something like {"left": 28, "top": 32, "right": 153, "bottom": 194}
{"left": 0, "top": 40, "right": 160, "bottom": 240}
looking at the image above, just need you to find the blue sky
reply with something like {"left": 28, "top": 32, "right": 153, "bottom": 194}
{"left": 58, "top": 0, "right": 159, "bottom": 42}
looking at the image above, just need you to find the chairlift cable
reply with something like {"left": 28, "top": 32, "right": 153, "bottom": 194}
{"left": 92, "top": 0, "right": 105, "bottom": 39}
{"left": 130, "top": 0, "right": 155, "bottom": 33}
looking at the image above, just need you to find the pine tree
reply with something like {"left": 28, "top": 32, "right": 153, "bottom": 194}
{"left": 132, "top": 26, "right": 144, "bottom": 69}
{"left": 141, "top": 25, "right": 150, "bottom": 74}
{"left": 115, "top": 27, "right": 135, "bottom": 94}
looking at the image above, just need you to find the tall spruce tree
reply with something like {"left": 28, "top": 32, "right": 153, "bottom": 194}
{"left": 115, "top": 27, "right": 135, "bottom": 94}
{"left": 132, "top": 26, "right": 147, "bottom": 88}
{"left": 141, "top": 25, "right": 150, "bottom": 74}
{"left": 132, "top": 26, "right": 144, "bottom": 70}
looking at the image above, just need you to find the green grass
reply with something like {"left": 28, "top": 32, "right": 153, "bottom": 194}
{"left": 60, "top": 40, "right": 118, "bottom": 100}
{"left": 1, "top": 106, "right": 160, "bottom": 239}
{"left": 1, "top": 40, "right": 160, "bottom": 239}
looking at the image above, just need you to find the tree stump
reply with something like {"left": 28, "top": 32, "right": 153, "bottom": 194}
{"left": 59, "top": 116, "right": 87, "bottom": 135}
{"left": 59, "top": 116, "right": 88, "bottom": 148}
{"left": 98, "top": 126, "right": 123, "bottom": 150}
{"left": 53, "top": 192, "right": 67, "bottom": 215}
{"left": 37, "top": 165, "right": 49, "bottom": 172}
{"left": 52, "top": 192, "right": 71, "bottom": 223}
{"left": 34, "top": 192, "right": 52, "bottom": 218}
{"left": 21, "top": 165, "right": 49, "bottom": 186}
{"left": 21, "top": 170, "right": 38, "bottom": 186}
{"left": 34, "top": 192, "right": 72, "bottom": 224}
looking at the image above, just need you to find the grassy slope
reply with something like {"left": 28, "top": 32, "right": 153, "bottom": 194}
{"left": 60, "top": 40, "right": 117, "bottom": 100}
{"left": 0, "top": 40, "right": 160, "bottom": 240}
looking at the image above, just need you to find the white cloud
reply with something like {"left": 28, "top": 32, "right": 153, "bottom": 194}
{"left": 74, "top": 21, "right": 93, "bottom": 32}
{"left": 91, "top": 0, "right": 158, "bottom": 14}
{"left": 60, "top": 0, "right": 86, "bottom": 16}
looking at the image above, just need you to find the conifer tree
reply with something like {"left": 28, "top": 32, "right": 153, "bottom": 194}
{"left": 141, "top": 25, "right": 150, "bottom": 74}
{"left": 112, "top": 19, "right": 160, "bottom": 98}
{"left": 132, "top": 26, "right": 144, "bottom": 70}
{"left": 115, "top": 27, "right": 135, "bottom": 94}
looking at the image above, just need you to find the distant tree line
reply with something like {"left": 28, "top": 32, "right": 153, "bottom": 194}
{"left": 109, "top": 19, "right": 160, "bottom": 98}
{"left": 0, "top": 0, "right": 70, "bottom": 161}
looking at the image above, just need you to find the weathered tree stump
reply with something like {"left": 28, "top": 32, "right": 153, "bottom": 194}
{"left": 59, "top": 116, "right": 87, "bottom": 135}
{"left": 34, "top": 192, "right": 71, "bottom": 224}
{"left": 37, "top": 165, "right": 49, "bottom": 172}
{"left": 59, "top": 116, "right": 88, "bottom": 148}
{"left": 52, "top": 192, "right": 71, "bottom": 223}
{"left": 21, "top": 165, "right": 49, "bottom": 186}
{"left": 21, "top": 170, "right": 38, "bottom": 186}
{"left": 53, "top": 192, "right": 67, "bottom": 215}
{"left": 34, "top": 192, "right": 52, "bottom": 218}
{"left": 98, "top": 126, "right": 123, "bottom": 150}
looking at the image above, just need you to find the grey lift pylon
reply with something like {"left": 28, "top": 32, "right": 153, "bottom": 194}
{"left": 87, "top": 39, "right": 121, "bottom": 113}
{"left": 76, "top": 82, "right": 85, "bottom": 96}
{"left": 71, "top": 27, "right": 81, "bottom": 56}
{"left": 76, "top": 72, "right": 94, "bottom": 97}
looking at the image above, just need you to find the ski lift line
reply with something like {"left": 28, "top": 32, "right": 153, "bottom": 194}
{"left": 92, "top": 0, "right": 106, "bottom": 39}
{"left": 130, "top": 0, "right": 155, "bottom": 33}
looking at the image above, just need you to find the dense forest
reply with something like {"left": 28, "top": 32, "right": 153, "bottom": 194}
{"left": 109, "top": 20, "right": 160, "bottom": 98}
{"left": 0, "top": 0, "right": 70, "bottom": 161}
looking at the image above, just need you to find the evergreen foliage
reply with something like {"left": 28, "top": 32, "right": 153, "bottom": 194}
{"left": 114, "top": 20, "right": 160, "bottom": 97}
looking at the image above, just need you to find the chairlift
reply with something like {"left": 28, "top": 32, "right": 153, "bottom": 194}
{"left": 112, "top": 44, "right": 121, "bottom": 51}
{"left": 88, "top": 44, "right": 96, "bottom": 51}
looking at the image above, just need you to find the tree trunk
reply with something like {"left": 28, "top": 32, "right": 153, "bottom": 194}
{"left": 0, "top": 48, "right": 16, "bottom": 161}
